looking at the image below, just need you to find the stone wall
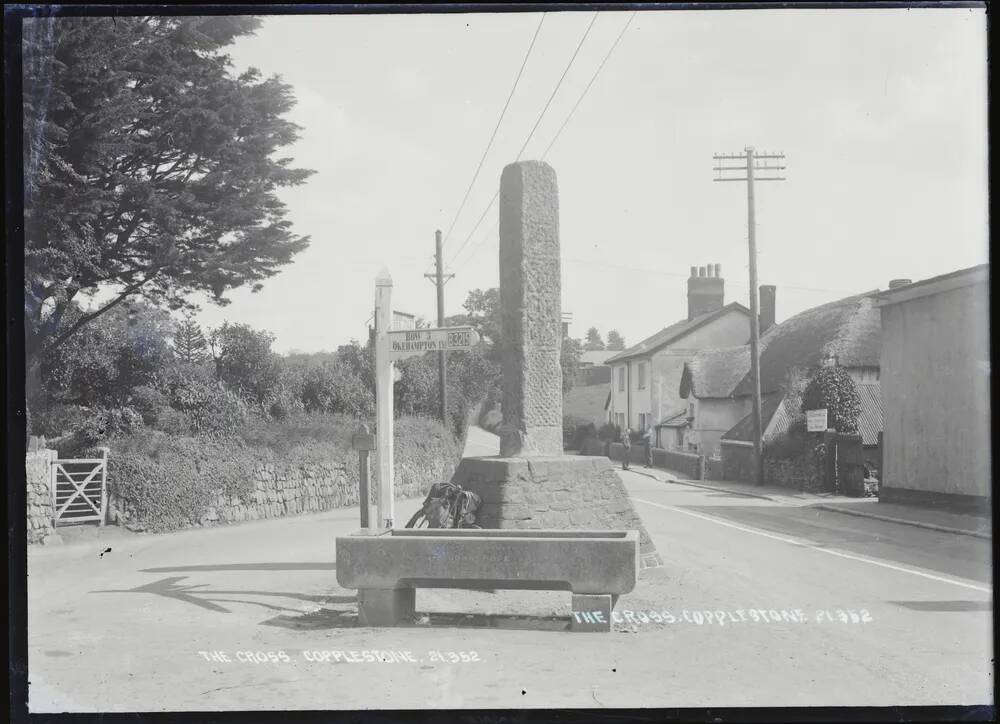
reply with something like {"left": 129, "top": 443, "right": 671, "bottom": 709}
{"left": 26, "top": 449, "right": 56, "bottom": 544}
{"left": 607, "top": 442, "right": 704, "bottom": 480}
{"left": 720, "top": 440, "right": 822, "bottom": 491}
{"left": 452, "top": 456, "right": 663, "bottom": 568}
{"left": 705, "top": 457, "right": 725, "bottom": 481}
{"left": 721, "top": 441, "right": 755, "bottom": 482}
{"left": 765, "top": 454, "right": 823, "bottom": 492}
{"left": 115, "top": 442, "right": 458, "bottom": 531}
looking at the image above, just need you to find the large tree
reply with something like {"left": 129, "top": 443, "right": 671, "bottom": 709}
{"left": 584, "top": 327, "right": 605, "bottom": 351}
{"left": 23, "top": 16, "right": 313, "bottom": 365}
{"left": 172, "top": 315, "right": 208, "bottom": 364}
{"left": 606, "top": 329, "right": 626, "bottom": 351}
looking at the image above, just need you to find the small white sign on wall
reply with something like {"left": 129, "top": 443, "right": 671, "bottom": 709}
{"left": 806, "top": 408, "right": 828, "bottom": 432}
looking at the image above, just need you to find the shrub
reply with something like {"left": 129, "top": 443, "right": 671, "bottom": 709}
{"left": 107, "top": 431, "right": 262, "bottom": 530}
{"left": 801, "top": 366, "right": 861, "bottom": 434}
{"left": 562, "top": 414, "right": 592, "bottom": 449}
{"left": 129, "top": 385, "right": 169, "bottom": 425}
{"left": 153, "top": 408, "right": 193, "bottom": 436}
{"left": 160, "top": 364, "right": 248, "bottom": 435}
{"left": 31, "top": 403, "right": 90, "bottom": 438}
{"left": 57, "top": 405, "right": 144, "bottom": 455}
{"left": 598, "top": 422, "right": 621, "bottom": 442}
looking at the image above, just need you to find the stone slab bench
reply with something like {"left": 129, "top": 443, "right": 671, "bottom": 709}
{"left": 335, "top": 528, "right": 639, "bottom": 632}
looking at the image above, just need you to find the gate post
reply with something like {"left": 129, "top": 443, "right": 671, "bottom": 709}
{"left": 99, "top": 447, "right": 109, "bottom": 526}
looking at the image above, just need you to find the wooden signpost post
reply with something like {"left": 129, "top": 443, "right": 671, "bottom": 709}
{"left": 351, "top": 424, "right": 375, "bottom": 529}
{"left": 372, "top": 270, "right": 480, "bottom": 530}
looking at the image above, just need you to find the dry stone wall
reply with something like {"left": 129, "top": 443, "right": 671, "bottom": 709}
{"left": 26, "top": 449, "right": 56, "bottom": 543}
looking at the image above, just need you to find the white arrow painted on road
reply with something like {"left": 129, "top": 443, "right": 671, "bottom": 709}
{"left": 632, "top": 497, "right": 991, "bottom": 594}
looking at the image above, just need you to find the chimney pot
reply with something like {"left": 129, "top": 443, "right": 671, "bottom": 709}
{"left": 714, "top": 263, "right": 721, "bottom": 278}
{"left": 699, "top": 266, "right": 706, "bottom": 277}
{"left": 888, "top": 278, "right": 912, "bottom": 290}
{"left": 690, "top": 266, "right": 697, "bottom": 278}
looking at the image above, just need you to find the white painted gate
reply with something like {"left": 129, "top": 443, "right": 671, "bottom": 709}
{"left": 51, "top": 449, "right": 108, "bottom": 526}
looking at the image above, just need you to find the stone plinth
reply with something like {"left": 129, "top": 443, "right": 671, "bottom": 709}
{"left": 498, "top": 161, "right": 563, "bottom": 456}
{"left": 452, "top": 455, "right": 663, "bottom": 568}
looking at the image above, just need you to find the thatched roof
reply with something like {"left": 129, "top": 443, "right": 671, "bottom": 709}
{"left": 679, "top": 346, "right": 750, "bottom": 399}
{"left": 731, "top": 291, "right": 881, "bottom": 397}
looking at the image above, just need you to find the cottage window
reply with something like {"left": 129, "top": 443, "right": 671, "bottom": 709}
{"left": 617, "top": 366, "right": 625, "bottom": 392}
{"left": 637, "top": 362, "right": 647, "bottom": 390}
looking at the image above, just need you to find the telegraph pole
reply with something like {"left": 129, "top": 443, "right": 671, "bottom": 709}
{"left": 713, "top": 147, "right": 786, "bottom": 486}
{"left": 425, "top": 230, "right": 454, "bottom": 426}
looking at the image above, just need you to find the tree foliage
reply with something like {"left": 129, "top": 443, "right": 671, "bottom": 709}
{"left": 801, "top": 365, "right": 861, "bottom": 434}
{"left": 38, "top": 300, "right": 175, "bottom": 408}
{"left": 561, "top": 337, "right": 583, "bottom": 394}
{"left": 23, "top": 16, "right": 313, "bottom": 364}
{"left": 208, "top": 322, "right": 282, "bottom": 409}
{"left": 584, "top": 327, "right": 605, "bottom": 351}
{"left": 173, "top": 315, "right": 208, "bottom": 364}
{"left": 606, "top": 329, "right": 626, "bottom": 351}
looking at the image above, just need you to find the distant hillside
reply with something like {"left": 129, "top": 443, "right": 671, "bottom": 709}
{"left": 563, "top": 383, "right": 609, "bottom": 425}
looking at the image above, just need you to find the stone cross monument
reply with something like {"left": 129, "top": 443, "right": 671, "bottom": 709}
{"left": 498, "top": 161, "right": 564, "bottom": 457}
{"left": 448, "top": 159, "right": 663, "bottom": 570}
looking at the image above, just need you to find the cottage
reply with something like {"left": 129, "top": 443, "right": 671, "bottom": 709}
{"left": 876, "top": 265, "right": 990, "bottom": 512}
{"left": 681, "top": 289, "right": 883, "bottom": 459}
{"left": 604, "top": 264, "right": 755, "bottom": 444}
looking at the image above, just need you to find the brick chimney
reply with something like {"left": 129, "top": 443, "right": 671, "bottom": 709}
{"left": 759, "top": 285, "right": 776, "bottom": 333}
{"left": 688, "top": 262, "right": 725, "bottom": 320}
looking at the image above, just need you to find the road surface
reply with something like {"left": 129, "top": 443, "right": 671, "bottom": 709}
{"left": 27, "top": 432, "right": 993, "bottom": 711}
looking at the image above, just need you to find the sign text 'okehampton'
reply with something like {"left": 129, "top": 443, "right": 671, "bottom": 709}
{"left": 386, "top": 326, "right": 480, "bottom": 358}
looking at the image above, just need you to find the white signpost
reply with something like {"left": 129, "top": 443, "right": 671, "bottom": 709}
{"left": 372, "top": 270, "right": 480, "bottom": 530}
{"left": 806, "top": 408, "right": 829, "bottom": 433}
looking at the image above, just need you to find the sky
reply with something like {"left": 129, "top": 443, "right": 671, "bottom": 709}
{"left": 181, "top": 7, "right": 988, "bottom": 354}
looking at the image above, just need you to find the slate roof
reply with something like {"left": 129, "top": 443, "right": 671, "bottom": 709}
{"left": 656, "top": 410, "right": 689, "bottom": 428}
{"left": 721, "top": 382, "right": 883, "bottom": 446}
{"left": 855, "top": 382, "right": 883, "bottom": 446}
{"left": 719, "top": 393, "right": 785, "bottom": 442}
{"left": 732, "top": 291, "right": 881, "bottom": 397}
{"left": 604, "top": 302, "right": 750, "bottom": 365}
{"left": 579, "top": 350, "right": 615, "bottom": 366}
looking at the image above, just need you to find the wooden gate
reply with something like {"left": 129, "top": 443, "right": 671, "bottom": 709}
{"left": 51, "top": 449, "right": 108, "bottom": 527}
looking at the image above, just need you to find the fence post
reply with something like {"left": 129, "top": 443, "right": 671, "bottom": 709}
{"left": 49, "top": 453, "right": 57, "bottom": 528}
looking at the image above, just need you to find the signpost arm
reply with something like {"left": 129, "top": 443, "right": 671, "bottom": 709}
{"left": 374, "top": 270, "right": 395, "bottom": 530}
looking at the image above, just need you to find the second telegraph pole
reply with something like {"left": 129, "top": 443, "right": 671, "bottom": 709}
{"left": 713, "top": 147, "right": 786, "bottom": 486}
{"left": 425, "top": 230, "right": 454, "bottom": 427}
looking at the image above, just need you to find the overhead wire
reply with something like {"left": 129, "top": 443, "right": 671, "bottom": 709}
{"left": 541, "top": 11, "right": 637, "bottom": 160}
{"left": 438, "top": 14, "right": 547, "bottom": 254}
{"left": 447, "top": 12, "right": 600, "bottom": 270}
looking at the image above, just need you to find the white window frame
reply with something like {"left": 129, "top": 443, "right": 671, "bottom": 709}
{"left": 637, "top": 362, "right": 647, "bottom": 390}
{"left": 617, "top": 366, "right": 625, "bottom": 392}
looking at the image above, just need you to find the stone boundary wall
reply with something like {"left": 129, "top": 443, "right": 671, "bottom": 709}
{"left": 114, "top": 445, "right": 458, "bottom": 530}
{"left": 720, "top": 440, "right": 822, "bottom": 491}
{"left": 30, "top": 426, "right": 459, "bottom": 540}
{"left": 607, "top": 442, "right": 704, "bottom": 480}
{"left": 721, "top": 441, "right": 755, "bottom": 482}
{"left": 705, "top": 457, "right": 725, "bottom": 481}
{"left": 26, "top": 449, "right": 56, "bottom": 544}
{"left": 766, "top": 455, "right": 823, "bottom": 492}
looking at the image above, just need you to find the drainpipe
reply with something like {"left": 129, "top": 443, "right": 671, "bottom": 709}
{"left": 626, "top": 361, "right": 632, "bottom": 430}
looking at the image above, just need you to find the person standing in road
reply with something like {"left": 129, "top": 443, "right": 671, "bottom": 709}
{"left": 620, "top": 427, "right": 632, "bottom": 470}
{"left": 643, "top": 425, "right": 654, "bottom": 468}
